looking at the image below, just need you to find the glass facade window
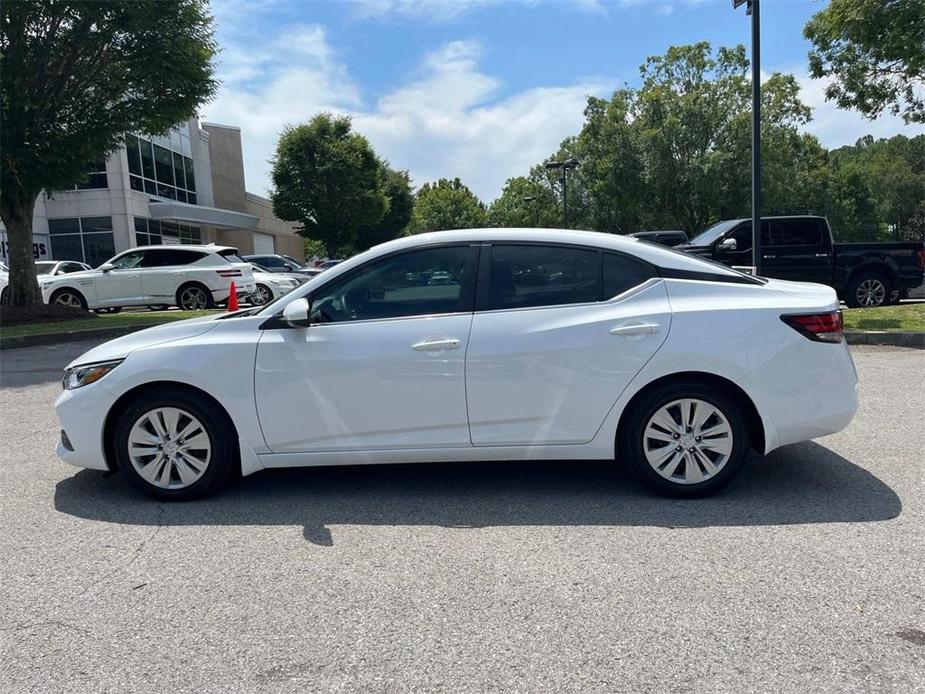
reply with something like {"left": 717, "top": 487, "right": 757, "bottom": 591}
{"left": 126, "top": 128, "right": 197, "bottom": 205}
{"left": 48, "top": 217, "right": 115, "bottom": 267}
{"left": 55, "top": 162, "right": 108, "bottom": 192}
{"left": 134, "top": 217, "right": 200, "bottom": 246}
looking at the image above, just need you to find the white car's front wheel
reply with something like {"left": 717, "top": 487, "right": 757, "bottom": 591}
{"left": 49, "top": 288, "right": 88, "bottom": 310}
{"left": 251, "top": 284, "right": 274, "bottom": 306}
{"left": 113, "top": 388, "right": 236, "bottom": 500}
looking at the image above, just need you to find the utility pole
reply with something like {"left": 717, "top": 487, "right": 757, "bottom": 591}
{"left": 734, "top": 0, "right": 762, "bottom": 274}
{"left": 545, "top": 158, "right": 580, "bottom": 228}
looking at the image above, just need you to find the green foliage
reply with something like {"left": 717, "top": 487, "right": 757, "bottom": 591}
{"left": 487, "top": 176, "right": 559, "bottom": 228}
{"left": 303, "top": 238, "right": 326, "bottom": 260}
{"left": 353, "top": 166, "right": 414, "bottom": 252}
{"left": 271, "top": 113, "right": 388, "bottom": 258}
{"left": 805, "top": 0, "right": 925, "bottom": 124}
{"left": 0, "top": 0, "right": 218, "bottom": 305}
{"left": 409, "top": 178, "right": 487, "bottom": 234}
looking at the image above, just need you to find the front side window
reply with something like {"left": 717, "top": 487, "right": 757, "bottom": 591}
{"left": 488, "top": 245, "right": 600, "bottom": 310}
{"left": 310, "top": 246, "right": 475, "bottom": 323}
{"left": 111, "top": 251, "right": 145, "bottom": 269}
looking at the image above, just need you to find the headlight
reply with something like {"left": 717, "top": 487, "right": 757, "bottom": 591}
{"left": 62, "top": 359, "right": 123, "bottom": 390}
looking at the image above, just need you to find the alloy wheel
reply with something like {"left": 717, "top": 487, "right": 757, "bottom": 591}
{"left": 856, "top": 278, "right": 886, "bottom": 307}
{"left": 53, "top": 292, "right": 82, "bottom": 308}
{"left": 127, "top": 407, "right": 212, "bottom": 489}
{"left": 179, "top": 286, "right": 208, "bottom": 311}
{"left": 253, "top": 285, "right": 272, "bottom": 305}
{"left": 643, "top": 398, "right": 734, "bottom": 485}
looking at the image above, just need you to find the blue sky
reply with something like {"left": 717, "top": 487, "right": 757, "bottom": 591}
{"left": 203, "top": 0, "right": 924, "bottom": 201}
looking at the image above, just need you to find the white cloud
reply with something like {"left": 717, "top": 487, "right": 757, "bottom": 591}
{"left": 351, "top": 0, "right": 604, "bottom": 21}
{"left": 786, "top": 69, "right": 925, "bottom": 148}
{"left": 202, "top": 30, "right": 612, "bottom": 201}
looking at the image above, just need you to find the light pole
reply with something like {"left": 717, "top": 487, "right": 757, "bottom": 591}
{"left": 522, "top": 196, "right": 539, "bottom": 227}
{"left": 733, "top": 0, "right": 762, "bottom": 275}
{"left": 545, "top": 158, "right": 580, "bottom": 228}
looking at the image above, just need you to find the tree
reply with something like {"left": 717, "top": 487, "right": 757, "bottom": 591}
{"left": 0, "top": 0, "right": 218, "bottom": 305}
{"left": 271, "top": 114, "right": 388, "bottom": 258}
{"left": 487, "top": 176, "right": 559, "bottom": 228}
{"left": 409, "top": 178, "right": 487, "bottom": 234}
{"left": 353, "top": 165, "right": 413, "bottom": 252}
{"left": 805, "top": 0, "right": 925, "bottom": 124}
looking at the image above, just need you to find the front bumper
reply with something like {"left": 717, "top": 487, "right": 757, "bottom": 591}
{"left": 54, "top": 383, "right": 117, "bottom": 471}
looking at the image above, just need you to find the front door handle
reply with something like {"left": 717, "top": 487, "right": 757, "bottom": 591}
{"left": 609, "top": 322, "right": 661, "bottom": 336}
{"left": 763, "top": 254, "right": 776, "bottom": 259}
{"left": 412, "top": 337, "right": 461, "bottom": 352}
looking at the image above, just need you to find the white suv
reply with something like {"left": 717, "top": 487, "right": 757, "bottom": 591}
{"left": 40, "top": 245, "right": 255, "bottom": 311}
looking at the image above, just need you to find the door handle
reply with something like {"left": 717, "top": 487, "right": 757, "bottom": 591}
{"left": 763, "top": 255, "right": 776, "bottom": 259}
{"left": 412, "top": 338, "right": 461, "bottom": 352}
{"left": 815, "top": 253, "right": 829, "bottom": 258}
{"left": 609, "top": 322, "right": 661, "bottom": 336}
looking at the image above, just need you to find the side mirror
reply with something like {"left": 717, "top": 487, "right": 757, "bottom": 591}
{"left": 99, "top": 262, "right": 114, "bottom": 272}
{"left": 281, "top": 297, "right": 312, "bottom": 328}
{"left": 718, "top": 238, "right": 738, "bottom": 252}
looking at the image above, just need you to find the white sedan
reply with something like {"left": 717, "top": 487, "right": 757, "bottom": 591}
{"left": 54, "top": 229, "right": 858, "bottom": 500}
{"left": 247, "top": 263, "right": 303, "bottom": 306}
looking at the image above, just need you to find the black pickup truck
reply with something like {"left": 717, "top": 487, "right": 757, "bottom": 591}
{"left": 677, "top": 215, "right": 925, "bottom": 307}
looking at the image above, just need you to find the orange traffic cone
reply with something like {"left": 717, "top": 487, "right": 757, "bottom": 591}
{"left": 227, "top": 282, "right": 239, "bottom": 312}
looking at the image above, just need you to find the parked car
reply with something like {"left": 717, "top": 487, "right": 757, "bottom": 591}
{"left": 0, "top": 262, "right": 8, "bottom": 304}
{"left": 317, "top": 258, "right": 344, "bottom": 270}
{"left": 243, "top": 254, "right": 320, "bottom": 280}
{"left": 677, "top": 216, "right": 925, "bottom": 307}
{"left": 55, "top": 228, "right": 857, "bottom": 501}
{"left": 630, "top": 231, "right": 689, "bottom": 247}
{"left": 35, "top": 260, "right": 92, "bottom": 276}
{"left": 39, "top": 245, "right": 255, "bottom": 311}
{"left": 247, "top": 263, "right": 302, "bottom": 306}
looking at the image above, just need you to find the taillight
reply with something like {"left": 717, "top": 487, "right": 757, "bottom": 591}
{"left": 216, "top": 269, "right": 242, "bottom": 278}
{"left": 917, "top": 249, "right": 925, "bottom": 269}
{"left": 781, "top": 311, "right": 844, "bottom": 343}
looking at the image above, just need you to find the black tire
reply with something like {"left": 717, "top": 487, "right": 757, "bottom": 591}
{"left": 251, "top": 283, "right": 274, "bottom": 306}
{"left": 618, "top": 380, "right": 750, "bottom": 498}
{"left": 0, "top": 287, "right": 8, "bottom": 305}
{"left": 49, "top": 288, "right": 88, "bottom": 311}
{"left": 845, "top": 272, "right": 892, "bottom": 308}
{"left": 176, "top": 282, "right": 214, "bottom": 311}
{"left": 112, "top": 388, "right": 237, "bottom": 501}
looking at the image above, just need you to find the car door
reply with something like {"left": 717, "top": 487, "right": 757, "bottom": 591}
{"left": 255, "top": 244, "right": 479, "bottom": 453}
{"left": 96, "top": 250, "right": 144, "bottom": 304}
{"left": 761, "top": 218, "right": 832, "bottom": 285}
{"left": 466, "top": 244, "right": 670, "bottom": 446}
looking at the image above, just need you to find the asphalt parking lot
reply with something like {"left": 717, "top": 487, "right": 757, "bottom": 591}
{"left": 0, "top": 340, "right": 922, "bottom": 693}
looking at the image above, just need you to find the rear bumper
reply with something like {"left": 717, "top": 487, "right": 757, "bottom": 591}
{"left": 212, "top": 283, "right": 256, "bottom": 302}
{"left": 744, "top": 339, "right": 858, "bottom": 453}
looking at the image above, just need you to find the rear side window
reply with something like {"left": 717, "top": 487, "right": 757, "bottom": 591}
{"left": 488, "top": 245, "right": 600, "bottom": 310}
{"left": 773, "top": 219, "right": 823, "bottom": 246}
{"left": 218, "top": 249, "right": 245, "bottom": 264}
{"left": 603, "top": 253, "right": 653, "bottom": 298}
{"left": 141, "top": 249, "right": 204, "bottom": 267}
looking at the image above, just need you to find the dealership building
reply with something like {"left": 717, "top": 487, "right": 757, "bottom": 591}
{"left": 0, "top": 119, "right": 305, "bottom": 267}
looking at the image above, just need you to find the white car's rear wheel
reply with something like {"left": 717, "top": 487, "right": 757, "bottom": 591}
{"left": 113, "top": 389, "right": 236, "bottom": 500}
{"left": 177, "top": 283, "right": 213, "bottom": 311}
{"left": 619, "top": 381, "right": 749, "bottom": 497}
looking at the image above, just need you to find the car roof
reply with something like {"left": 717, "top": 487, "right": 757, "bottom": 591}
{"left": 323, "top": 228, "right": 747, "bottom": 280}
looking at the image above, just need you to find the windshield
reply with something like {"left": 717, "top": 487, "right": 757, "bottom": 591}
{"left": 35, "top": 262, "right": 56, "bottom": 274}
{"left": 688, "top": 219, "right": 741, "bottom": 246}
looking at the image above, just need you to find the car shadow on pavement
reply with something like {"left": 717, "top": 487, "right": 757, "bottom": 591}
{"left": 54, "top": 441, "right": 901, "bottom": 546}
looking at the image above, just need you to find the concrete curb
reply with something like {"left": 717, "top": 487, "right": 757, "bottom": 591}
{"left": 0, "top": 324, "right": 162, "bottom": 350}
{"left": 844, "top": 331, "right": 925, "bottom": 348}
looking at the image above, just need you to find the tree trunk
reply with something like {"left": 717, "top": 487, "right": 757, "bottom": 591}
{"left": 0, "top": 185, "right": 42, "bottom": 306}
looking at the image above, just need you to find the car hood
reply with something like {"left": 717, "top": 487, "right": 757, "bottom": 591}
{"left": 65, "top": 314, "right": 223, "bottom": 368}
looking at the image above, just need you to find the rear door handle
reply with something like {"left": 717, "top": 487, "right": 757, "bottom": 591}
{"left": 412, "top": 338, "right": 461, "bottom": 352}
{"left": 815, "top": 253, "right": 829, "bottom": 258}
{"left": 609, "top": 322, "right": 661, "bottom": 336}
{"left": 763, "top": 255, "right": 776, "bottom": 259}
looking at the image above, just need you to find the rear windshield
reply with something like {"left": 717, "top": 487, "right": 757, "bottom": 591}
{"left": 218, "top": 249, "right": 245, "bottom": 264}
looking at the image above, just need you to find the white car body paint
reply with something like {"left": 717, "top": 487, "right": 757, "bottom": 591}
{"left": 54, "top": 229, "right": 858, "bottom": 480}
